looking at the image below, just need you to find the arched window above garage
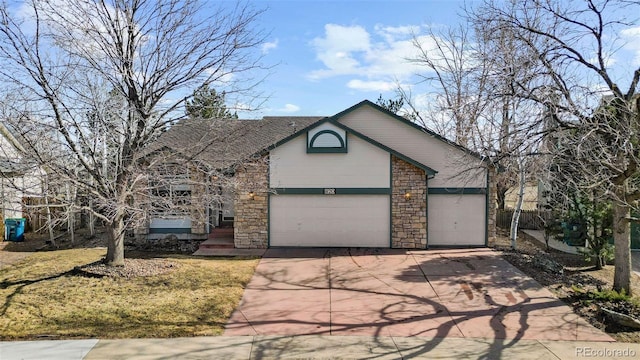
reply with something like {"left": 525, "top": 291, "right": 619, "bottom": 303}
{"left": 307, "top": 129, "right": 347, "bottom": 153}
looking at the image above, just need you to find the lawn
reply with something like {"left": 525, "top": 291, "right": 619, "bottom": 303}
{"left": 0, "top": 248, "right": 259, "bottom": 339}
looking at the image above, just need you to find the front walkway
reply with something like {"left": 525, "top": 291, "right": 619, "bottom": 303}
{"left": 225, "top": 248, "right": 613, "bottom": 341}
{"left": 3, "top": 335, "right": 638, "bottom": 359}
{"left": 522, "top": 229, "right": 580, "bottom": 254}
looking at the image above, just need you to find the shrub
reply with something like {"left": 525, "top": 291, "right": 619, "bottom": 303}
{"left": 579, "top": 242, "right": 614, "bottom": 269}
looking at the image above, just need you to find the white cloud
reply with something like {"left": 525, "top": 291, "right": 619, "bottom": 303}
{"left": 203, "top": 71, "right": 235, "bottom": 85}
{"left": 262, "top": 39, "right": 279, "bottom": 54}
{"left": 346, "top": 79, "right": 396, "bottom": 92}
{"left": 309, "top": 24, "right": 371, "bottom": 79}
{"left": 589, "top": 54, "right": 618, "bottom": 68}
{"left": 621, "top": 26, "right": 640, "bottom": 38}
{"left": 621, "top": 26, "right": 640, "bottom": 66}
{"left": 14, "top": 0, "right": 125, "bottom": 60}
{"left": 308, "top": 23, "right": 441, "bottom": 90}
{"left": 374, "top": 24, "right": 420, "bottom": 43}
{"left": 277, "top": 104, "right": 300, "bottom": 113}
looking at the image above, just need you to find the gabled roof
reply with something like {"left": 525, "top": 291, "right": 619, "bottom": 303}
{"left": 334, "top": 100, "right": 487, "bottom": 161}
{"left": 0, "top": 122, "right": 26, "bottom": 153}
{"left": 267, "top": 116, "right": 438, "bottom": 177}
{"left": 141, "top": 116, "right": 324, "bottom": 168}
{"left": 145, "top": 99, "right": 487, "bottom": 172}
{"left": 0, "top": 122, "right": 30, "bottom": 176}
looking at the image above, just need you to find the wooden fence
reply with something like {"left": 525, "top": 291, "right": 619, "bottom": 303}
{"left": 22, "top": 197, "right": 52, "bottom": 232}
{"left": 497, "top": 209, "right": 551, "bottom": 230}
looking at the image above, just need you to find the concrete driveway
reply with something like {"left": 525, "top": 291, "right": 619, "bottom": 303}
{"left": 225, "top": 248, "right": 613, "bottom": 341}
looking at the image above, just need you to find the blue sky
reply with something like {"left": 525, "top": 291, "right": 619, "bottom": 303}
{"left": 7, "top": 0, "right": 639, "bottom": 120}
{"left": 248, "top": 0, "right": 470, "bottom": 117}
{"left": 7, "top": 0, "right": 470, "bottom": 118}
{"left": 244, "top": 0, "right": 640, "bottom": 119}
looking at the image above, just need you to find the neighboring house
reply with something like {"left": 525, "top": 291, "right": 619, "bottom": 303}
{"left": 137, "top": 100, "right": 496, "bottom": 249}
{"left": 0, "top": 122, "right": 42, "bottom": 234}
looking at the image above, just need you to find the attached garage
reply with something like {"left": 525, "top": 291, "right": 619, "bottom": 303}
{"left": 269, "top": 194, "right": 390, "bottom": 247}
{"left": 427, "top": 194, "right": 486, "bottom": 246}
{"left": 233, "top": 100, "right": 495, "bottom": 249}
{"left": 258, "top": 101, "right": 493, "bottom": 249}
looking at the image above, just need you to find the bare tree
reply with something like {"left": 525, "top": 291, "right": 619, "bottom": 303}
{"left": 475, "top": 16, "right": 552, "bottom": 248}
{"left": 0, "top": 0, "right": 266, "bottom": 266}
{"left": 403, "top": 16, "right": 547, "bottom": 249}
{"left": 472, "top": 0, "right": 640, "bottom": 294}
{"left": 408, "top": 25, "right": 490, "bottom": 149}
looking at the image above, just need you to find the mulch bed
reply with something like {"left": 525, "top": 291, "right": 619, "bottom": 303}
{"left": 2, "top": 229, "right": 183, "bottom": 279}
{"left": 75, "top": 258, "right": 179, "bottom": 278}
{"left": 491, "top": 230, "right": 640, "bottom": 342}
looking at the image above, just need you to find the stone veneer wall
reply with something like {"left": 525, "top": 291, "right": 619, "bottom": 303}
{"left": 391, "top": 156, "right": 427, "bottom": 249}
{"left": 234, "top": 158, "right": 269, "bottom": 248}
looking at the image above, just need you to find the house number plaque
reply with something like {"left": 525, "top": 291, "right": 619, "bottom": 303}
{"left": 324, "top": 188, "right": 336, "bottom": 195}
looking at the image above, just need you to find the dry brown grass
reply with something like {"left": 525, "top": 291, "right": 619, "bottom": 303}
{"left": 0, "top": 248, "right": 259, "bottom": 339}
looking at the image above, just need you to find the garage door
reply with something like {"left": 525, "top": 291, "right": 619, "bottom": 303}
{"left": 149, "top": 217, "right": 191, "bottom": 233}
{"left": 270, "top": 195, "right": 390, "bottom": 247}
{"left": 428, "top": 194, "right": 485, "bottom": 246}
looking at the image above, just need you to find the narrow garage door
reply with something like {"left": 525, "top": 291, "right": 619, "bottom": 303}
{"left": 270, "top": 195, "right": 390, "bottom": 247}
{"left": 149, "top": 218, "right": 191, "bottom": 234}
{"left": 428, "top": 194, "right": 486, "bottom": 246}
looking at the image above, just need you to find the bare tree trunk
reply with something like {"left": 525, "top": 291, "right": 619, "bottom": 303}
{"left": 612, "top": 195, "right": 632, "bottom": 295}
{"left": 496, "top": 182, "right": 508, "bottom": 210}
{"left": 44, "top": 199, "right": 55, "bottom": 246}
{"left": 540, "top": 212, "right": 550, "bottom": 250}
{"left": 65, "top": 182, "right": 75, "bottom": 245}
{"left": 88, "top": 178, "right": 96, "bottom": 236}
{"left": 592, "top": 191, "right": 604, "bottom": 270}
{"left": 43, "top": 177, "right": 56, "bottom": 246}
{"left": 105, "top": 212, "right": 125, "bottom": 266}
{"left": 68, "top": 213, "right": 75, "bottom": 245}
{"left": 88, "top": 200, "right": 95, "bottom": 236}
{"left": 510, "top": 161, "right": 526, "bottom": 250}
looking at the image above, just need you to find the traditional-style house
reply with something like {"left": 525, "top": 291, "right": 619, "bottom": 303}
{"left": 136, "top": 100, "right": 496, "bottom": 250}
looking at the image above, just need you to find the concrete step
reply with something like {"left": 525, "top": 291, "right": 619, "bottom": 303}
{"left": 193, "top": 248, "right": 266, "bottom": 257}
{"left": 199, "top": 237, "right": 234, "bottom": 249}
{"left": 210, "top": 227, "right": 234, "bottom": 237}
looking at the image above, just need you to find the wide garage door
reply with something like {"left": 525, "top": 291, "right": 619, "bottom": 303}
{"left": 428, "top": 194, "right": 485, "bottom": 246}
{"left": 270, "top": 195, "right": 390, "bottom": 247}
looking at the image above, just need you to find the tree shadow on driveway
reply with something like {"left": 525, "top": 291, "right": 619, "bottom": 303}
{"left": 226, "top": 248, "right": 613, "bottom": 359}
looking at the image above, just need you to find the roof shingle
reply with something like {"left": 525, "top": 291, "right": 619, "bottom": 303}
{"left": 142, "top": 116, "right": 324, "bottom": 168}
